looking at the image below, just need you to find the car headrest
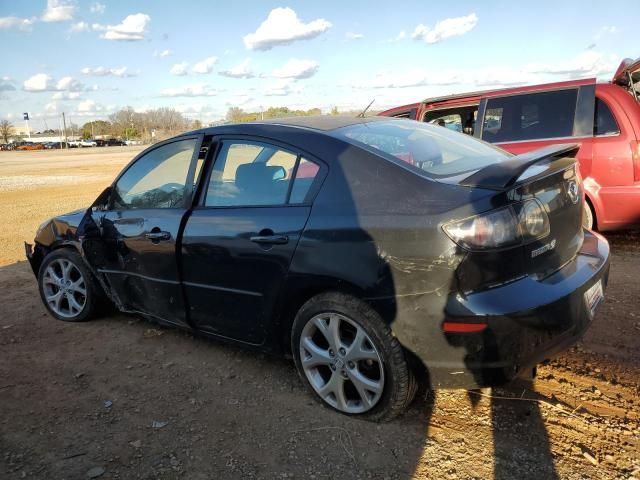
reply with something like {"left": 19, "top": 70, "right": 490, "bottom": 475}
{"left": 235, "top": 163, "right": 286, "bottom": 192}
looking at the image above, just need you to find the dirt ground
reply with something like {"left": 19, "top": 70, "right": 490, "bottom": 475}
{"left": 0, "top": 148, "right": 638, "bottom": 480}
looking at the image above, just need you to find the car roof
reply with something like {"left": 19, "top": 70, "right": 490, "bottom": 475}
{"left": 195, "top": 115, "right": 391, "bottom": 136}
{"left": 248, "top": 115, "right": 391, "bottom": 131}
{"left": 421, "top": 78, "right": 597, "bottom": 105}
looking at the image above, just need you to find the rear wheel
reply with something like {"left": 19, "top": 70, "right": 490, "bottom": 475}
{"left": 582, "top": 201, "right": 595, "bottom": 230}
{"left": 38, "top": 249, "right": 100, "bottom": 322}
{"left": 291, "top": 292, "right": 416, "bottom": 421}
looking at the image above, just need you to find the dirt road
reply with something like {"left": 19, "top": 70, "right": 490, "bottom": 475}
{"left": 0, "top": 149, "right": 638, "bottom": 479}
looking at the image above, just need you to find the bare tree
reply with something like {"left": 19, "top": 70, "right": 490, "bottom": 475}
{"left": 226, "top": 107, "right": 246, "bottom": 123}
{"left": 0, "top": 119, "right": 13, "bottom": 143}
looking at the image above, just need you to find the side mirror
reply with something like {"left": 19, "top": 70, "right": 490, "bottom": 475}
{"left": 91, "top": 186, "right": 112, "bottom": 212}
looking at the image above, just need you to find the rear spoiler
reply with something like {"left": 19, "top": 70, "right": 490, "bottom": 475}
{"left": 460, "top": 144, "right": 579, "bottom": 190}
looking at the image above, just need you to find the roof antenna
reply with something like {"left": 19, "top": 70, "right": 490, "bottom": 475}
{"left": 357, "top": 99, "right": 375, "bottom": 118}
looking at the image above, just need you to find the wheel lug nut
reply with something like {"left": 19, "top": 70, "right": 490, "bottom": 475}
{"left": 330, "top": 365, "right": 336, "bottom": 371}
{"left": 348, "top": 361, "right": 355, "bottom": 369}
{"left": 339, "top": 348, "right": 346, "bottom": 356}
{"left": 329, "top": 349, "right": 335, "bottom": 357}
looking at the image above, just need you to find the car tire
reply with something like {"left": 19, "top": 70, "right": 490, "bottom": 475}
{"left": 582, "top": 201, "right": 595, "bottom": 230}
{"left": 38, "top": 249, "right": 101, "bottom": 322}
{"left": 291, "top": 292, "right": 416, "bottom": 422}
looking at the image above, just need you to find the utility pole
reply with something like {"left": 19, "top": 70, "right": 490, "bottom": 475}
{"left": 91, "top": 121, "right": 94, "bottom": 139}
{"left": 62, "top": 112, "right": 68, "bottom": 148}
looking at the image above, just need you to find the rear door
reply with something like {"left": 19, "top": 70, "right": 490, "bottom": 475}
{"left": 88, "top": 135, "right": 201, "bottom": 327}
{"left": 475, "top": 84, "right": 596, "bottom": 164}
{"left": 181, "top": 138, "right": 325, "bottom": 344}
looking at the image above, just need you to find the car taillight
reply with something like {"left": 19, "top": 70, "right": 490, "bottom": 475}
{"left": 632, "top": 140, "right": 640, "bottom": 182}
{"left": 443, "top": 199, "right": 550, "bottom": 251}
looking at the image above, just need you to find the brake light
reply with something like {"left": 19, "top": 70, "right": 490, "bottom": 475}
{"left": 632, "top": 140, "right": 640, "bottom": 182}
{"left": 443, "top": 199, "right": 550, "bottom": 251}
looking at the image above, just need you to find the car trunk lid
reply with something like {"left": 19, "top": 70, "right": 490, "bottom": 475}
{"left": 452, "top": 145, "right": 584, "bottom": 292}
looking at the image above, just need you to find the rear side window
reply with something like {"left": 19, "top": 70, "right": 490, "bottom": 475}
{"left": 334, "top": 119, "right": 510, "bottom": 178}
{"left": 481, "top": 89, "right": 578, "bottom": 143}
{"left": 594, "top": 98, "right": 620, "bottom": 136}
{"left": 204, "top": 141, "right": 321, "bottom": 207}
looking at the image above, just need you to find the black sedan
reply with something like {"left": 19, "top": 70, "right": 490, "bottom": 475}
{"left": 26, "top": 116, "right": 610, "bottom": 421}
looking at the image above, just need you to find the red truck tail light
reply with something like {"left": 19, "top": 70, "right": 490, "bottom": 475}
{"left": 632, "top": 140, "right": 640, "bottom": 182}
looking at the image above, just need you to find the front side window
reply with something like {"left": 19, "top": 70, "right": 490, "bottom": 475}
{"left": 112, "top": 138, "right": 197, "bottom": 209}
{"left": 334, "top": 119, "right": 510, "bottom": 178}
{"left": 481, "top": 89, "right": 578, "bottom": 143}
{"left": 205, "top": 141, "right": 321, "bottom": 207}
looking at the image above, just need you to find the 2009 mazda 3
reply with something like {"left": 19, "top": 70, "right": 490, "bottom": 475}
{"left": 26, "top": 117, "right": 610, "bottom": 421}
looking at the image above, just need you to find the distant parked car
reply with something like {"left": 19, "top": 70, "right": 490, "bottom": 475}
{"left": 67, "top": 140, "right": 80, "bottom": 148}
{"left": 379, "top": 57, "right": 640, "bottom": 231}
{"left": 16, "top": 143, "right": 45, "bottom": 151}
{"left": 80, "top": 139, "right": 97, "bottom": 147}
{"left": 106, "top": 138, "right": 126, "bottom": 146}
{"left": 124, "top": 139, "right": 142, "bottom": 146}
{"left": 95, "top": 139, "right": 107, "bottom": 147}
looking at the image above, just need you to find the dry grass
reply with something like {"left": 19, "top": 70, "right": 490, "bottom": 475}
{"left": 0, "top": 147, "right": 144, "bottom": 266}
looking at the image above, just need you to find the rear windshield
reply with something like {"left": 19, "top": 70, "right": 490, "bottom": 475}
{"left": 333, "top": 119, "right": 510, "bottom": 178}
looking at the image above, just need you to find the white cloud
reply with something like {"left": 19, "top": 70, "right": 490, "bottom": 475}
{"left": 56, "top": 76, "right": 84, "bottom": 91}
{"left": 243, "top": 7, "right": 331, "bottom": 51}
{"left": 90, "top": 2, "right": 106, "bottom": 14}
{"left": 264, "top": 79, "right": 302, "bottom": 97}
{"left": 23, "top": 73, "right": 84, "bottom": 92}
{"left": 412, "top": 13, "right": 478, "bottom": 44}
{"left": 101, "top": 13, "right": 150, "bottom": 41}
{"left": 393, "top": 31, "right": 406, "bottom": 41}
{"left": 160, "top": 83, "right": 218, "bottom": 97}
{"left": 526, "top": 51, "right": 616, "bottom": 78}
{"left": 70, "top": 21, "right": 90, "bottom": 32}
{"left": 52, "top": 91, "right": 82, "bottom": 100}
{"left": 81, "top": 66, "right": 136, "bottom": 77}
{"left": 192, "top": 56, "right": 218, "bottom": 74}
{"left": 0, "top": 16, "right": 34, "bottom": 31}
{"left": 45, "top": 102, "right": 58, "bottom": 113}
{"left": 153, "top": 49, "right": 172, "bottom": 57}
{"left": 41, "top": 0, "right": 76, "bottom": 23}
{"left": 0, "top": 77, "right": 16, "bottom": 91}
{"left": 219, "top": 59, "right": 254, "bottom": 79}
{"left": 272, "top": 59, "right": 319, "bottom": 80}
{"left": 345, "top": 32, "right": 364, "bottom": 40}
{"left": 170, "top": 62, "right": 189, "bottom": 76}
{"left": 77, "top": 99, "right": 104, "bottom": 112}
{"left": 23, "top": 73, "right": 55, "bottom": 92}
{"left": 594, "top": 25, "right": 617, "bottom": 40}
{"left": 355, "top": 69, "right": 461, "bottom": 89}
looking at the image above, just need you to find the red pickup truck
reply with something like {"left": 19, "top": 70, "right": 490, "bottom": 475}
{"left": 379, "top": 58, "right": 640, "bottom": 231}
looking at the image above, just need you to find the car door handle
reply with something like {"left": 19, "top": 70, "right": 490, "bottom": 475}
{"left": 249, "top": 235, "right": 289, "bottom": 245}
{"left": 145, "top": 231, "right": 171, "bottom": 241}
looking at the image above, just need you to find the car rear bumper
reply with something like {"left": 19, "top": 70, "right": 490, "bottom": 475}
{"left": 391, "top": 229, "right": 610, "bottom": 389}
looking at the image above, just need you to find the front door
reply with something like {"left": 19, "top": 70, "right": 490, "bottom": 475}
{"left": 181, "top": 139, "right": 324, "bottom": 344}
{"left": 88, "top": 136, "right": 201, "bottom": 326}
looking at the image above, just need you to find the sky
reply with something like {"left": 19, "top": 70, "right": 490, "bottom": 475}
{"left": 0, "top": 0, "right": 636, "bottom": 130}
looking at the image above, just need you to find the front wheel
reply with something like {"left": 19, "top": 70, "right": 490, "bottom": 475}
{"left": 38, "top": 249, "right": 100, "bottom": 322}
{"left": 291, "top": 292, "right": 416, "bottom": 422}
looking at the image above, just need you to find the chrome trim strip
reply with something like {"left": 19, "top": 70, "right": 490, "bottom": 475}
{"left": 493, "top": 135, "right": 591, "bottom": 146}
{"left": 182, "top": 281, "right": 263, "bottom": 297}
{"left": 98, "top": 269, "right": 180, "bottom": 285}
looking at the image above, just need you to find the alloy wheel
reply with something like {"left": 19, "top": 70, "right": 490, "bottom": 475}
{"left": 42, "top": 258, "right": 87, "bottom": 319}
{"left": 299, "top": 312, "right": 385, "bottom": 414}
